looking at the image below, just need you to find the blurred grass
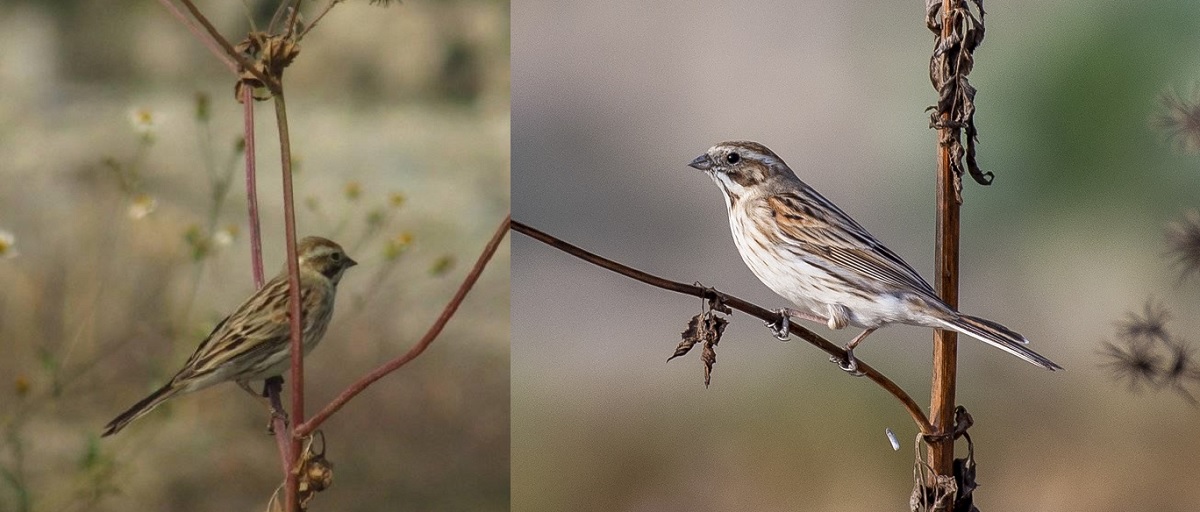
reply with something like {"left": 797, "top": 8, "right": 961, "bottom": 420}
{"left": 0, "top": 1, "right": 509, "bottom": 511}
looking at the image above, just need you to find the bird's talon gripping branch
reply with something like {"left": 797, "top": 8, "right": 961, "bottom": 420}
{"left": 830, "top": 349, "right": 865, "bottom": 376}
{"left": 266, "top": 406, "right": 290, "bottom": 435}
{"left": 766, "top": 309, "right": 791, "bottom": 341}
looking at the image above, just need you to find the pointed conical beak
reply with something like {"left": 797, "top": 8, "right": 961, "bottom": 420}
{"left": 345, "top": 256, "right": 358, "bottom": 268}
{"left": 688, "top": 153, "right": 713, "bottom": 171}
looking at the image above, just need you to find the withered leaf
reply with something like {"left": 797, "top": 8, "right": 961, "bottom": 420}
{"left": 668, "top": 311, "right": 728, "bottom": 387}
{"left": 926, "top": 0, "right": 992, "bottom": 204}
{"left": 669, "top": 313, "right": 705, "bottom": 361}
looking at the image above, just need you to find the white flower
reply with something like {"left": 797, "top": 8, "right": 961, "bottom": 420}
{"left": 0, "top": 230, "right": 17, "bottom": 259}
{"left": 129, "top": 108, "right": 159, "bottom": 136}
{"left": 128, "top": 194, "right": 158, "bottom": 219}
{"left": 213, "top": 225, "right": 239, "bottom": 247}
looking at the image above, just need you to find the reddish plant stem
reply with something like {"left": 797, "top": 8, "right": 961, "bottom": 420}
{"left": 273, "top": 90, "right": 304, "bottom": 512}
{"left": 510, "top": 220, "right": 935, "bottom": 434}
{"left": 242, "top": 87, "right": 265, "bottom": 287}
{"left": 265, "top": 378, "right": 290, "bottom": 475}
{"left": 240, "top": 83, "right": 287, "bottom": 473}
{"left": 296, "top": 213, "right": 512, "bottom": 437}
{"left": 929, "top": 0, "right": 961, "bottom": 481}
{"left": 155, "top": 0, "right": 236, "bottom": 72}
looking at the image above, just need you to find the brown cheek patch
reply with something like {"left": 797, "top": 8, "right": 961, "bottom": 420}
{"left": 727, "top": 165, "right": 762, "bottom": 188}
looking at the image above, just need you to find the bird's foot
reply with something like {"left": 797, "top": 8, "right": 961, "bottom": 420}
{"left": 829, "top": 348, "right": 865, "bottom": 377}
{"left": 766, "top": 309, "right": 791, "bottom": 341}
{"left": 266, "top": 406, "right": 290, "bottom": 435}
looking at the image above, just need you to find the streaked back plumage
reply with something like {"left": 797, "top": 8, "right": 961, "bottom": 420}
{"left": 101, "top": 236, "right": 357, "bottom": 436}
{"left": 689, "top": 141, "right": 1061, "bottom": 371}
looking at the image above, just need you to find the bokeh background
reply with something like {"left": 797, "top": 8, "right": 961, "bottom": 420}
{"left": 513, "top": 1, "right": 1199, "bottom": 511}
{"left": 0, "top": 1, "right": 509, "bottom": 511}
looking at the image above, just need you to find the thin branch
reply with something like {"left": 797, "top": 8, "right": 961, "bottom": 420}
{"left": 510, "top": 220, "right": 934, "bottom": 435}
{"left": 267, "top": 378, "right": 290, "bottom": 474}
{"left": 174, "top": 0, "right": 278, "bottom": 90}
{"left": 296, "top": 213, "right": 512, "bottom": 437}
{"left": 156, "top": 0, "right": 237, "bottom": 73}
{"left": 284, "top": 0, "right": 304, "bottom": 38}
{"left": 299, "top": 0, "right": 344, "bottom": 40}
{"left": 242, "top": 87, "right": 265, "bottom": 286}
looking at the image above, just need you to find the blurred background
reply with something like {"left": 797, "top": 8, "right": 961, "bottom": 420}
{"left": 0, "top": 1, "right": 509, "bottom": 511}
{"left": 513, "top": 1, "right": 1200, "bottom": 511}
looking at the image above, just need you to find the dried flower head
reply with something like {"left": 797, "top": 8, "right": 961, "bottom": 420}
{"left": 1162, "top": 342, "right": 1199, "bottom": 405}
{"left": 1155, "top": 86, "right": 1200, "bottom": 154}
{"left": 1117, "top": 299, "right": 1171, "bottom": 343}
{"left": 1166, "top": 210, "right": 1200, "bottom": 280}
{"left": 1100, "top": 339, "right": 1161, "bottom": 392}
{"left": 1162, "top": 340, "right": 1199, "bottom": 383}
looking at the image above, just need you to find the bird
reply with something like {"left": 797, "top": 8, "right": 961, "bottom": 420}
{"left": 688, "top": 140, "right": 1061, "bottom": 373}
{"left": 102, "top": 236, "right": 357, "bottom": 436}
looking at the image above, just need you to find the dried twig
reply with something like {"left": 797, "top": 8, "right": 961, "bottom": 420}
{"left": 296, "top": 214, "right": 512, "bottom": 436}
{"left": 511, "top": 220, "right": 934, "bottom": 434}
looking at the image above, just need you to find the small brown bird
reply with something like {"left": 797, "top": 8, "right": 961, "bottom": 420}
{"left": 102, "top": 236, "right": 357, "bottom": 436}
{"left": 689, "top": 140, "right": 1061, "bottom": 373}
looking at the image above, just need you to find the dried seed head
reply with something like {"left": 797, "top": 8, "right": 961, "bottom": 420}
{"left": 1116, "top": 299, "right": 1171, "bottom": 343}
{"left": 1100, "top": 339, "right": 1161, "bottom": 392}
{"left": 1155, "top": 87, "right": 1200, "bottom": 154}
{"left": 1167, "top": 210, "right": 1200, "bottom": 280}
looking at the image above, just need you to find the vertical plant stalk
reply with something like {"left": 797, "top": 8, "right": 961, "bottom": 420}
{"left": 929, "top": 0, "right": 960, "bottom": 484}
{"left": 243, "top": 87, "right": 265, "bottom": 287}
{"left": 241, "top": 84, "right": 289, "bottom": 474}
{"left": 272, "top": 90, "right": 305, "bottom": 512}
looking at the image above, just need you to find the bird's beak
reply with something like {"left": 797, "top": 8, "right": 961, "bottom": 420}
{"left": 346, "top": 256, "right": 359, "bottom": 268}
{"left": 688, "top": 153, "right": 713, "bottom": 171}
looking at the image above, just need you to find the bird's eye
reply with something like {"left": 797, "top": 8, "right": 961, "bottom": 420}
{"left": 331, "top": 252, "right": 342, "bottom": 261}
{"left": 726, "top": 152, "right": 740, "bottom": 164}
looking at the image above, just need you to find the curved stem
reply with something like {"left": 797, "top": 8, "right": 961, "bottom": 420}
{"left": 511, "top": 220, "right": 934, "bottom": 435}
{"left": 296, "top": 214, "right": 511, "bottom": 436}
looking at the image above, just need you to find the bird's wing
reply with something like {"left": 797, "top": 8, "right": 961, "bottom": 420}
{"left": 174, "top": 275, "right": 293, "bottom": 382}
{"left": 765, "top": 187, "right": 940, "bottom": 298}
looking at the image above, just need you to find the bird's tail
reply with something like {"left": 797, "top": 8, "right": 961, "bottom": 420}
{"left": 936, "top": 314, "right": 1063, "bottom": 371}
{"left": 102, "top": 382, "right": 183, "bottom": 437}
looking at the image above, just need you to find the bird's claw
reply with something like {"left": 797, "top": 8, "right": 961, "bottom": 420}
{"left": 829, "top": 349, "right": 865, "bottom": 377}
{"left": 766, "top": 309, "right": 790, "bottom": 341}
{"left": 265, "top": 406, "right": 290, "bottom": 435}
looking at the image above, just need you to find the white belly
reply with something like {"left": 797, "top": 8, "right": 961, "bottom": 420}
{"left": 726, "top": 201, "right": 912, "bottom": 329}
